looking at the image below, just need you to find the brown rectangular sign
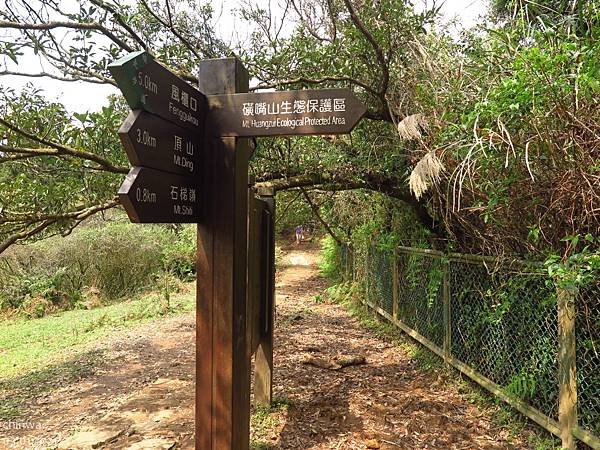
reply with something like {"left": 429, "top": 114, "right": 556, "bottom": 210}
{"left": 118, "top": 110, "right": 200, "bottom": 176}
{"left": 206, "top": 88, "right": 366, "bottom": 137}
{"left": 118, "top": 166, "right": 202, "bottom": 223}
{"left": 109, "top": 51, "right": 207, "bottom": 132}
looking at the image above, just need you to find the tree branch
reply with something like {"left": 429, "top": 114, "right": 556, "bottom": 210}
{"left": 139, "top": 0, "right": 201, "bottom": 61}
{"left": 0, "top": 198, "right": 120, "bottom": 254}
{"left": 0, "top": 19, "right": 133, "bottom": 51}
{"left": 250, "top": 75, "right": 378, "bottom": 97}
{"left": 0, "top": 220, "right": 57, "bottom": 254}
{"left": 300, "top": 187, "right": 344, "bottom": 245}
{"left": 0, "top": 120, "right": 128, "bottom": 174}
{"left": 89, "top": 0, "right": 148, "bottom": 50}
{"left": 0, "top": 70, "right": 116, "bottom": 85}
{"left": 255, "top": 170, "right": 443, "bottom": 235}
{"left": 341, "top": 0, "right": 390, "bottom": 97}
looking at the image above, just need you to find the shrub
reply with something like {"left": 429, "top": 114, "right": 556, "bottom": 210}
{"left": 0, "top": 221, "right": 196, "bottom": 315}
{"left": 162, "top": 225, "right": 197, "bottom": 280}
{"left": 319, "top": 235, "right": 342, "bottom": 279}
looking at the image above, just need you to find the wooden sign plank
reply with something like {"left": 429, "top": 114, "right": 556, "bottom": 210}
{"left": 108, "top": 51, "right": 207, "bottom": 132}
{"left": 118, "top": 166, "right": 201, "bottom": 223}
{"left": 118, "top": 110, "right": 200, "bottom": 176}
{"left": 206, "top": 88, "right": 366, "bottom": 137}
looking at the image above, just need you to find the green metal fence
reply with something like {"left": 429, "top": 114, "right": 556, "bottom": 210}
{"left": 346, "top": 244, "right": 599, "bottom": 450}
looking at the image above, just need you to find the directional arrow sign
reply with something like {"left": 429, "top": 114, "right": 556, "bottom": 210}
{"left": 119, "top": 110, "right": 200, "bottom": 176}
{"left": 205, "top": 88, "right": 366, "bottom": 137}
{"left": 118, "top": 167, "right": 202, "bottom": 223}
{"left": 108, "top": 51, "right": 207, "bottom": 132}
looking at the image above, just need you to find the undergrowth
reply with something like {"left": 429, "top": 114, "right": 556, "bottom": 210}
{"left": 0, "top": 221, "right": 196, "bottom": 317}
{"left": 250, "top": 397, "right": 292, "bottom": 449}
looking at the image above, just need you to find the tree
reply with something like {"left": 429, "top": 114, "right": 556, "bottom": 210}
{"left": 0, "top": 0, "right": 442, "bottom": 253}
{"left": 3, "top": 0, "right": 597, "bottom": 258}
{"left": 0, "top": 0, "right": 229, "bottom": 251}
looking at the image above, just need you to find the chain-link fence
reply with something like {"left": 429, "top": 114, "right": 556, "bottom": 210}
{"left": 346, "top": 243, "right": 600, "bottom": 449}
{"left": 577, "top": 282, "right": 600, "bottom": 438}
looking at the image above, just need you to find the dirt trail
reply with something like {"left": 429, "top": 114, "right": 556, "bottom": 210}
{"left": 0, "top": 245, "right": 531, "bottom": 449}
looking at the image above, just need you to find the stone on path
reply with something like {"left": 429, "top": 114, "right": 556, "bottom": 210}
{"left": 125, "top": 437, "right": 175, "bottom": 449}
{"left": 57, "top": 427, "right": 124, "bottom": 449}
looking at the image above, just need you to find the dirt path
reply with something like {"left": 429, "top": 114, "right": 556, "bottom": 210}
{"left": 0, "top": 246, "right": 532, "bottom": 449}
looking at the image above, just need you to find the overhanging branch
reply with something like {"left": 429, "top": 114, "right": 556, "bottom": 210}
{"left": 0, "top": 198, "right": 120, "bottom": 254}
{"left": 0, "top": 19, "right": 133, "bottom": 51}
{"left": 0, "top": 118, "right": 129, "bottom": 174}
{"left": 255, "top": 171, "right": 442, "bottom": 236}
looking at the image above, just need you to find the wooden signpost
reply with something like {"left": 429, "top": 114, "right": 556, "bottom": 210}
{"left": 118, "top": 166, "right": 202, "bottom": 223}
{"left": 118, "top": 110, "right": 199, "bottom": 175}
{"left": 110, "top": 50, "right": 366, "bottom": 450}
{"left": 109, "top": 50, "right": 207, "bottom": 131}
{"left": 207, "top": 88, "right": 366, "bottom": 136}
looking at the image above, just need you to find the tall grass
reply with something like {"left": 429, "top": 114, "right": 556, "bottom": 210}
{"left": 0, "top": 221, "right": 196, "bottom": 316}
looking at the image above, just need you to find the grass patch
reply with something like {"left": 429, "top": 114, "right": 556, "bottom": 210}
{"left": 0, "top": 285, "right": 195, "bottom": 380}
{"left": 250, "top": 397, "right": 292, "bottom": 449}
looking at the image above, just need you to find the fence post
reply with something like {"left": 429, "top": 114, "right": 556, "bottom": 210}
{"left": 392, "top": 250, "right": 399, "bottom": 319}
{"left": 443, "top": 258, "right": 451, "bottom": 365}
{"left": 558, "top": 286, "right": 577, "bottom": 450}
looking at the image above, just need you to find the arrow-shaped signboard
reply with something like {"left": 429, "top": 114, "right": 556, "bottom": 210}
{"left": 118, "top": 167, "right": 202, "bottom": 223}
{"left": 108, "top": 51, "right": 207, "bottom": 132}
{"left": 109, "top": 51, "right": 368, "bottom": 225}
{"left": 118, "top": 110, "right": 200, "bottom": 176}
{"left": 206, "top": 88, "right": 366, "bottom": 137}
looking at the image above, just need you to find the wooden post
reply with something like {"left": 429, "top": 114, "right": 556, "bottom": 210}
{"left": 443, "top": 259, "right": 451, "bottom": 365}
{"left": 254, "top": 186, "right": 275, "bottom": 407}
{"left": 196, "top": 58, "right": 252, "bottom": 450}
{"left": 392, "top": 251, "right": 399, "bottom": 319}
{"left": 247, "top": 189, "right": 262, "bottom": 357}
{"left": 558, "top": 287, "right": 577, "bottom": 450}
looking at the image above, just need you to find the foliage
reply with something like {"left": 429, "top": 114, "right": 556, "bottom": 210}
{"left": 0, "top": 220, "right": 195, "bottom": 315}
{"left": 319, "top": 235, "right": 341, "bottom": 279}
{"left": 0, "top": 0, "right": 228, "bottom": 250}
{"left": 162, "top": 224, "right": 197, "bottom": 280}
{"left": 0, "top": 0, "right": 598, "bottom": 263}
{"left": 544, "top": 234, "right": 600, "bottom": 290}
{"left": 413, "top": 6, "right": 600, "bottom": 256}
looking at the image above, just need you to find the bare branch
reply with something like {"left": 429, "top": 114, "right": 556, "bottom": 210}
{"left": 0, "top": 19, "right": 133, "bottom": 51}
{"left": 139, "top": 0, "right": 201, "bottom": 61}
{"left": 0, "top": 220, "right": 57, "bottom": 254}
{"left": 0, "top": 70, "right": 116, "bottom": 85}
{"left": 89, "top": 0, "right": 148, "bottom": 50}
{"left": 251, "top": 75, "right": 378, "bottom": 97}
{"left": 300, "top": 187, "right": 344, "bottom": 245}
{"left": 0, "top": 198, "right": 120, "bottom": 254}
{"left": 341, "top": 0, "right": 389, "bottom": 96}
{"left": 1, "top": 198, "right": 120, "bottom": 225}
